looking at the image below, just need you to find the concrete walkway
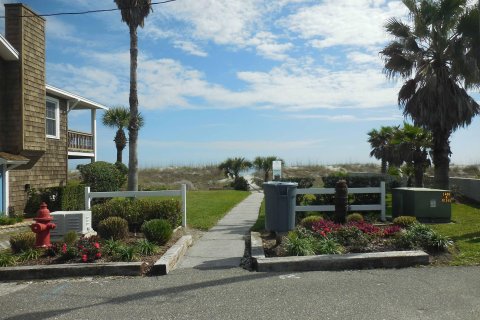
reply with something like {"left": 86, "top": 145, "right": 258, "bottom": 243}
{"left": 177, "top": 192, "right": 264, "bottom": 270}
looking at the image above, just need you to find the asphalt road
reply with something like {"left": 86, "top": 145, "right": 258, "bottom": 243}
{"left": 0, "top": 266, "right": 479, "bottom": 320}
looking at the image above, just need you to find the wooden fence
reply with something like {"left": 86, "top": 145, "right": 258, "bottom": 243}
{"left": 295, "top": 181, "right": 386, "bottom": 221}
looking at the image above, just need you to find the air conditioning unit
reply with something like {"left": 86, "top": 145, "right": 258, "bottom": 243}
{"left": 50, "top": 211, "right": 93, "bottom": 238}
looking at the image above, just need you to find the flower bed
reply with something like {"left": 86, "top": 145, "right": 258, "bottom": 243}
{"left": 0, "top": 229, "right": 184, "bottom": 276}
{"left": 263, "top": 216, "right": 452, "bottom": 261}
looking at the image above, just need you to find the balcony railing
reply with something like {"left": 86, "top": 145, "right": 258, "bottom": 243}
{"left": 68, "top": 130, "right": 93, "bottom": 153}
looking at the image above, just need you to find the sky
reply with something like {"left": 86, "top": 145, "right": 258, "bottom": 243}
{"left": 1, "top": 0, "right": 480, "bottom": 168}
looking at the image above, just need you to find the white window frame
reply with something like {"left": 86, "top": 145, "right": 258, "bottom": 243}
{"left": 46, "top": 96, "right": 60, "bottom": 139}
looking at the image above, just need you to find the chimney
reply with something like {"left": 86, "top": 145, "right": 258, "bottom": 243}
{"left": 4, "top": 3, "right": 46, "bottom": 153}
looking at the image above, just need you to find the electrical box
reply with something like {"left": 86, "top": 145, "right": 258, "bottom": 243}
{"left": 392, "top": 188, "right": 451, "bottom": 223}
{"left": 50, "top": 211, "right": 93, "bottom": 238}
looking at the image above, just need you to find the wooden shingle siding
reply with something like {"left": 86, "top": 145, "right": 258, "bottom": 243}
{"left": 3, "top": 4, "right": 67, "bottom": 212}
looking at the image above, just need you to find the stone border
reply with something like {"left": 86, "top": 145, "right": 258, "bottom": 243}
{"left": 250, "top": 232, "right": 429, "bottom": 272}
{"left": 152, "top": 235, "right": 193, "bottom": 275}
{"left": 0, "top": 235, "right": 193, "bottom": 281}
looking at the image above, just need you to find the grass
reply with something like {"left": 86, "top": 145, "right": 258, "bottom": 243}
{"left": 251, "top": 200, "right": 265, "bottom": 232}
{"left": 184, "top": 190, "right": 250, "bottom": 230}
{"left": 431, "top": 202, "right": 480, "bottom": 266}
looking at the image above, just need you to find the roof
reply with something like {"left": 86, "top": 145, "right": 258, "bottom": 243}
{"left": 0, "top": 33, "right": 19, "bottom": 61}
{"left": 46, "top": 85, "right": 108, "bottom": 111}
{"left": 0, "top": 152, "right": 29, "bottom": 168}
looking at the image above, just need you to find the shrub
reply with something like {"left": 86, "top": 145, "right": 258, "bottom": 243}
{"left": 312, "top": 220, "right": 340, "bottom": 237}
{"left": 24, "top": 184, "right": 85, "bottom": 215}
{"left": 347, "top": 221, "right": 381, "bottom": 235}
{"left": 346, "top": 213, "right": 364, "bottom": 223}
{"left": 141, "top": 219, "right": 173, "bottom": 245}
{"left": 284, "top": 231, "right": 316, "bottom": 256}
{"left": 17, "top": 248, "right": 42, "bottom": 262}
{"left": 231, "top": 177, "right": 249, "bottom": 191}
{"left": 383, "top": 225, "right": 402, "bottom": 237}
{"left": 63, "top": 230, "right": 78, "bottom": 246}
{"left": 0, "top": 252, "right": 16, "bottom": 267}
{"left": 115, "top": 246, "right": 138, "bottom": 262}
{"left": 332, "top": 225, "right": 370, "bottom": 250}
{"left": 98, "top": 217, "right": 129, "bottom": 240}
{"left": 393, "top": 223, "right": 452, "bottom": 252}
{"left": 0, "top": 216, "right": 22, "bottom": 225}
{"left": 77, "top": 161, "right": 126, "bottom": 192}
{"left": 10, "top": 232, "right": 36, "bottom": 253}
{"left": 102, "top": 239, "right": 123, "bottom": 256}
{"left": 315, "top": 237, "right": 344, "bottom": 255}
{"left": 76, "top": 238, "right": 102, "bottom": 262}
{"left": 299, "top": 215, "right": 323, "bottom": 231}
{"left": 393, "top": 216, "right": 418, "bottom": 228}
{"left": 92, "top": 198, "right": 181, "bottom": 231}
{"left": 135, "top": 239, "right": 158, "bottom": 256}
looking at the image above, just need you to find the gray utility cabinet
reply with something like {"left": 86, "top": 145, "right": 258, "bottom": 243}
{"left": 263, "top": 182, "right": 298, "bottom": 232}
{"left": 392, "top": 187, "right": 452, "bottom": 223}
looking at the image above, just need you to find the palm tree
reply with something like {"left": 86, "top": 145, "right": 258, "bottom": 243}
{"left": 218, "top": 157, "right": 252, "bottom": 180}
{"left": 381, "top": 0, "right": 480, "bottom": 189}
{"left": 391, "top": 123, "right": 432, "bottom": 187}
{"left": 367, "top": 126, "right": 396, "bottom": 174}
{"left": 114, "top": 0, "right": 153, "bottom": 191}
{"left": 102, "top": 106, "right": 144, "bottom": 164}
{"left": 253, "top": 156, "right": 282, "bottom": 182}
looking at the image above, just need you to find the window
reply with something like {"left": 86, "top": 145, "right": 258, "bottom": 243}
{"left": 46, "top": 96, "right": 60, "bottom": 139}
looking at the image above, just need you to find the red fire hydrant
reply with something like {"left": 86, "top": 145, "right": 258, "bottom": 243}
{"left": 30, "top": 202, "right": 56, "bottom": 248}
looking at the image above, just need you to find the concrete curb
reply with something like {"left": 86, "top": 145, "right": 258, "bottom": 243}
{"left": 152, "top": 235, "right": 193, "bottom": 275}
{"left": 0, "top": 262, "right": 144, "bottom": 281}
{"left": 250, "top": 232, "right": 429, "bottom": 272}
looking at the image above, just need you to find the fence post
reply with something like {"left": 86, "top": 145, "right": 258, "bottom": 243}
{"left": 380, "top": 181, "right": 386, "bottom": 221}
{"left": 84, "top": 186, "right": 91, "bottom": 210}
{"left": 181, "top": 184, "right": 187, "bottom": 228}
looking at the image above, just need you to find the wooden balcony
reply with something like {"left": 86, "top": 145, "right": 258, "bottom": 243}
{"left": 68, "top": 130, "right": 94, "bottom": 158}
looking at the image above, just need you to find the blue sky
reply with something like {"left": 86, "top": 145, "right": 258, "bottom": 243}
{"left": 1, "top": 0, "right": 480, "bottom": 167}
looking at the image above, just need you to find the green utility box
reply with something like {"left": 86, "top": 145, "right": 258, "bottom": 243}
{"left": 392, "top": 187, "right": 452, "bottom": 223}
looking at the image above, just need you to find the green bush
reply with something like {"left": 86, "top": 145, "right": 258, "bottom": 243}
{"left": 393, "top": 216, "right": 418, "bottom": 228}
{"left": 0, "top": 216, "right": 22, "bottom": 225}
{"left": 10, "top": 232, "right": 36, "bottom": 253}
{"left": 92, "top": 198, "right": 181, "bottom": 231}
{"left": 63, "top": 230, "right": 78, "bottom": 245}
{"left": 24, "top": 184, "right": 85, "bottom": 215}
{"left": 299, "top": 215, "right": 323, "bottom": 231}
{"left": 135, "top": 239, "right": 158, "bottom": 256}
{"left": 231, "top": 177, "right": 249, "bottom": 191}
{"left": 315, "top": 237, "right": 344, "bottom": 255}
{"left": 0, "top": 252, "right": 16, "bottom": 267}
{"left": 98, "top": 217, "right": 129, "bottom": 240}
{"left": 393, "top": 223, "right": 452, "bottom": 252}
{"left": 17, "top": 248, "right": 42, "bottom": 262}
{"left": 77, "top": 161, "right": 126, "bottom": 192}
{"left": 346, "top": 213, "right": 364, "bottom": 223}
{"left": 141, "top": 219, "right": 173, "bottom": 245}
{"left": 284, "top": 231, "right": 316, "bottom": 256}
{"left": 333, "top": 226, "right": 370, "bottom": 252}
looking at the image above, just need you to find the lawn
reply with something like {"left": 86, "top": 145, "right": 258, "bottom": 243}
{"left": 431, "top": 202, "right": 480, "bottom": 266}
{"left": 183, "top": 190, "right": 250, "bottom": 230}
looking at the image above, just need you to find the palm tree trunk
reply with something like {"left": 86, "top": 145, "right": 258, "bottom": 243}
{"left": 381, "top": 158, "right": 387, "bottom": 174}
{"left": 432, "top": 129, "right": 451, "bottom": 190}
{"left": 128, "top": 24, "right": 139, "bottom": 191}
{"left": 264, "top": 170, "right": 269, "bottom": 182}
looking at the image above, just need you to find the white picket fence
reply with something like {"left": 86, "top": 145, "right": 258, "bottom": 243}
{"left": 84, "top": 184, "right": 187, "bottom": 227}
{"left": 295, "top": 181, "right": 386, "bottom": 221}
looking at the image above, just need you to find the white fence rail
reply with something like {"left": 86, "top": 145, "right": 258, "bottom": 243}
{"left": 84, "top": 184, "right": 187, "bottom": 227}
{"left": 295, "top": 181, "right": 386, "bottom": 221}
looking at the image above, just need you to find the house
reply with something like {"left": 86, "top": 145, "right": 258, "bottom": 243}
{"left": 0, "top": 4, "right": 107, "bottom": 214}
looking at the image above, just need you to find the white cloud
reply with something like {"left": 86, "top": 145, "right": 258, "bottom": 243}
{"left": 282, "top": 0, "right": 406, "bottom": 48}
{"left": 247, "top": 31, "right": 293, "bottom": 61}
{"left": 173, "top": 40, "right": 208, "bottom": 57}
{"left": 288, "top": 114, "right": 402, "bottom": 122}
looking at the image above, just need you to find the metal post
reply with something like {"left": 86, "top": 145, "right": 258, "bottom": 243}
{"left": 181, "top": 184, "right": 187, "bottom": 228}
{"left": 380, "top": 181, "right": 386, "bottom": 222}
{"left": 84, "top": 186, "right": 91, "bottom": 210}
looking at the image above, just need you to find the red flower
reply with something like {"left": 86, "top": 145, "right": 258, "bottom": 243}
{"left": 62, "top": 243, "right": 67, "bottom": 254}
{"left": 94, "top": 242, "right": 100, "bottom": 249}
{"left": 82, "top": 254, "right": 88, "bottom": 262}
{"left": 95, "top": 252, "right": 101, "bottom": 259}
